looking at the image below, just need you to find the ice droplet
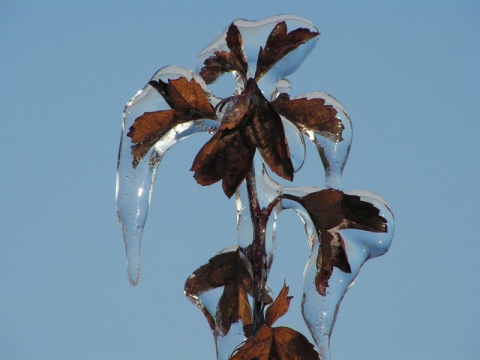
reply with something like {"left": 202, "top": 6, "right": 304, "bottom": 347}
{"left": 299, "top": 91, "right": 352, "bottom": 190}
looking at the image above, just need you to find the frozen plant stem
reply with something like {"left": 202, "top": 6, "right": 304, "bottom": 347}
{"left": 246, "top": 169, "right": 266, "bottom": 333}
{"left": 246, "top": 168, "right": 281, "bottom": 334}
{"left": 116, "top": 15, "right": 395, "bottom": 359}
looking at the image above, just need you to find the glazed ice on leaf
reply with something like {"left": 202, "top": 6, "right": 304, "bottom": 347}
{"left": 116, "top": 15, "right": 394, "bottom": 360}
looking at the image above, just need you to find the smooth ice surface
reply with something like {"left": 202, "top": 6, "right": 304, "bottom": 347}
{"left": 117, "top": 16, "right": 321, "bottom": 287}
{"left": 283, "top": 191, "right": 395, "bottom": 359}
{"left": 300, "top": 91, "right": 352, "bottom": 190}
{"left": 116, "top": 66, "right": 219, "bottom": 285}
{"left": 196, "top": 15, "right": 318, "bottom": 83}
{"left": 116, "top": 14, "right": 394, "bottom": 360}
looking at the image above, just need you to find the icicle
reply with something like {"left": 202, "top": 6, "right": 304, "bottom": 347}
{"left": 116, "top": 15, "right": 395, "bottom": 360}
{"left": 116, "top": 66, "right": 219, "bottom": 285}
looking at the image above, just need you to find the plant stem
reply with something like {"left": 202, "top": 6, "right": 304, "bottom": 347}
{"left": 245, "top": 169, "right": 281, "bottom": 334}
{"left": 246, "top": 170, "right": 266, "bottom": 333}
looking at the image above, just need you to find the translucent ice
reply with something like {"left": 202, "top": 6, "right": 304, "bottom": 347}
{"left": 297, "top": 92, "right": 352, "bottom": 190}
{"left": 296, "top": 191, "right": 394, "bottom": 358}
{"left": 116, "top": 66, "right": 219, "bottom": 285}
{"left": 116, "top": 15, "right": 395, "bottom": 360}
{"left": 196, "top": 15, "right": 319, "bottom": 85}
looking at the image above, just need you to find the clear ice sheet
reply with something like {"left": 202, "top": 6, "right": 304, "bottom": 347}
{"left": 116, "top": 14, "right": 395, "bottom": 359}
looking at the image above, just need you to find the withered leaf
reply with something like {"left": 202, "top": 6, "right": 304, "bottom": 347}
{"left": 220, "top": 282, "right": 253, "bottom": 335}
{"left": 184, "top": 248, "right": 271, "bottom": 335}
{"left": 272, "top": 93, "right": 344, "bottom": 142}
{"left": 245, "top": 79, "right": 294, "bottom": 181}
{"left": 230, "top": 325, "right": 319, "bottom": 360}
{"left": 230, "top": 324, "right": 273, "bottom": 360}
{"left": 265, "top": 282, "right": 292, "bottom": 327}
{"left": 340, "top": 194, "right": 389, "bottom": 233}
{"left": 271, "top": 327, "right": 320, "bottom": 360}
{"left": 128, "top": 77, "right": 215, "bottom": 167}
{"left": 230, "top": 282, "right": 319, "bottom": 360}
{"left": 255, "top": 21, "right": 319, "bottom": 80}
{"left": 200, "top": 23, "right": 248, "bottom": 84}
{"left": 191, "top": 127, "right": 256, "bottom": 198}
{"left": 299, "top": 189, "right": 388, "bottom": 296}
{"left": 225, "top": 22, "right": 248, "bottom": 78}
{"left": 129, "top": 109, "right": 175, "bottom": 167}
{"left": 200, "top": 51, "right": 233, "bottom": 84}
{"left": 191, "top": 79, "right": 294, "bottom": 197}
{"left": 184, "top": 248, "right": 252, "bottom": 294}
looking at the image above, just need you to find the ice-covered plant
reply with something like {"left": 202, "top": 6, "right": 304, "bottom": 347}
{"left": 116, "top": 15, "right": 394, "bottom": 359}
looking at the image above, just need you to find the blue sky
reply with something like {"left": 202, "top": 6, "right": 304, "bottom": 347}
{"left": 1, "top": 1, "right": 479, "bottom": 359}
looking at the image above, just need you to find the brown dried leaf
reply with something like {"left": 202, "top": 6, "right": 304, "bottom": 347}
{"left": 200, "top": 51, "right": 234, "bottom": 84}
{"left": 191, "top": 79, "right": 295, "bottom": 196}
{"left": 184, "top": 248, "right": 253, "bottom": 296}
{"left": 190, "top": 128, "right": 256, "bottom": 198}
{"left": 301, "top": 189, "right": 345, "bottom": 230}
{"left": 230, "top": 281, "right": 319, "bottom": 359}
{"left": 128, "top": 110, "right": 175, "bottom": 144}
{"left": 255, "top": 22, "right": 319, "bottom": 80}
{"left": 128, "top": 110, "right": 175, "bottom": 166}
{"left": 340, "top": 194, "right": 389, "bottom": 233}
{"left": 219, "top": 282, "right": 253, "bottom": 335}
{"left": 271, "top": 327, "right": 320, "bottom": 359}
{"left": 230, "top": 325, "right": 273, "bottom": 360}
{"left": 299, "top": 189, "right": 388, "bottom": 295}
{"left": 245, "top": 79, "right": 294, "bottom": 181}
{"left": 128, "top": 77, "right": 215, "bottom": 167}
{"left": 199, "top": 23, "right": 248, "bottom": 84}
{"left": 314, "top": 231, "right": 350, "bottom": 296}
{"left": 272, "top": 93, "right": 343, "bottom": 142}
{"left": 225, "top": 22, "right": 248, "bottom": 78}
{"left": 184, "top": 248, "right": 270, "bottom": 334}
{"left": 230, "top": 325, "right": 320, "bottom": 360}
{"left": 148, "top": 77, "right": 215, "bottom": 117}
{"left": 265, "top": 282, "right": 292, "bottom": 327}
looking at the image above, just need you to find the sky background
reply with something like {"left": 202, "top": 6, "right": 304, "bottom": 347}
{"left": 1, "top": 1, "right": 479, "bottom": 359}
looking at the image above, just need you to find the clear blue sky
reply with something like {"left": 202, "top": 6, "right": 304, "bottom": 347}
{"left": 1, "top": 1, "right": 479, "bottom": 359}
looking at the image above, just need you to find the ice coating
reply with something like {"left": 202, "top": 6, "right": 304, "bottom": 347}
{"left": 196, "top": 15, "right": 319, "bottom": 83}
{"left": 281, "top": 191, "right": 394, "bottom": 358}
{"left": 298, "top": 91, "right": 352, "bottom": 190}
{"left": 116, "top": 66, "right": 219, "bottom": 285}
{"left": 116, "top": 15, "right": 395, "bottom": 360}
{"left": 185, "top": 246, "right": 272, "bottom": 360}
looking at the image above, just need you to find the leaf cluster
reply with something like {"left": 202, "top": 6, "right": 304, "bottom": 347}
{"left": 185, "top": 249, "right": 319, "bottom": 359}
{"left": 128, "top": 22, "right": 343, "bottom": 198}
{"left": 230, "top": 283, "right": 320, "bottom": 360}
{"left": 185, "top": 247, "right": 272, "bottom": 335}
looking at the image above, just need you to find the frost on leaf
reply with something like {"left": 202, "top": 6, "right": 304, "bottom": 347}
{"left": 185, "top": 247, "right": 272, "bottom": 335}
{"left": 297, "top": 189, "right": 388, "bottom": 295}
{"left": 230, "top": 283, "right": 319, "bottom": 360}
{"left": 128, "top": 77, "right": 215, "bottom": 166}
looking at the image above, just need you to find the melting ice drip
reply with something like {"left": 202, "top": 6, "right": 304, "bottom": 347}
{"left": 116, "top": 15, "right": 394, "bottom": 360}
